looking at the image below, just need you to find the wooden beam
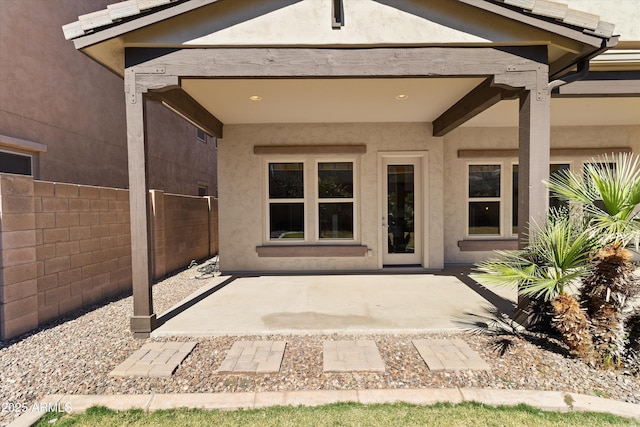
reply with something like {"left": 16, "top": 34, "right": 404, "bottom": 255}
{"left": 146, "top": 88, "right": 223, "bottom": 137}
{"left": 433, "top": 78, "right": 520, "bottom": 137}
{"left": 554, "top": 72, "right": 640, "bottom": 97}
{"left": 126, "top": 92, "right": 156, "bottom": 337}
{"left": 127, "top": 47, "right": 545, "bottom": 80}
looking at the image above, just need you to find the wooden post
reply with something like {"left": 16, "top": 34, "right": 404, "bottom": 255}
{"left": 515, "top": 87, "right": 551, "bottom": 324}
{"left": 517, "top": 89, "right": 550, "bottom": 248}
{"left": 126, "top": 79, "right": 156, "bottom": 338}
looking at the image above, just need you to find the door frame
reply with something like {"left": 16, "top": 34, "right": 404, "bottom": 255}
{"left": 378, "top": 151, "right": 429, "bottom": 268}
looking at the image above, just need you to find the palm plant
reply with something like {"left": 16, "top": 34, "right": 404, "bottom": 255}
{"left": 546, "top": 153, "right": 640, "bottom": 368}
{"left": 474, "top": 209, "right": 598, "bottom": 362}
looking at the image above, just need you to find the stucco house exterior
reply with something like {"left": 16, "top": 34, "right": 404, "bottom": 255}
{"left": 61, "top": 0, "right": 639, "bottom": 336}
{"left": 1, "top": 0, "right": 218, "bottom": 196}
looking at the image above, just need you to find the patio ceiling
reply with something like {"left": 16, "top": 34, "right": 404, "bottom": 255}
{"left": 181, "top": 77, "right": 484, "bottom": 124}
{"left": 180, "top": 77, "right": 640, "bottom": 127}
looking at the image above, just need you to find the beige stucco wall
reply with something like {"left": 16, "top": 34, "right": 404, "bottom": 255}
{"left": 127, "top": 0, "right": 580, "bottom": 49}
{"left": 443, "top": 125, "right": 640, "bottom": 265}
{"left": 218, "top": 122, "right": 444, "bottom": 272}
{"left": 0, "top": 0, "right": 217, "bottom": 196}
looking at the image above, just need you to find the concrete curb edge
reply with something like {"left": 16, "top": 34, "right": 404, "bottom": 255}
{"left": 8, "top": 388, "right": 640, "bottom": 426}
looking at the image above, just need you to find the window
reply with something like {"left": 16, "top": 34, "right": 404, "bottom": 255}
{"left": 196, "top": 128, "right": 206, "bottom": 142}
{"left": 198, "top": 186, "right": 208, "bottom": 196}
{"left": 268, "top": 162, "right": 305, "bottom": 239}
{"left": 267, "top": 159, "right": 356, "bottom": 242}
{"left": 511, "top": 163, "right": 570, "bottom": 234}
{"left": 318, "top": 162, "right": 353, "bottom": 239}
{"left": 468, "top": 164, "right": 501, "bottom": 235}
{"left": 0, "top": 150, "right": 32, "bottom": 176}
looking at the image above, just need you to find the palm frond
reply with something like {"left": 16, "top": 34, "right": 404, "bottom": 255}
{"left": 545, "top": 168, "right": 598, "bottom": 205}
{"left": 547, "top": 153, "right": 640, "bottom": 249}
{"left": 474, "top": 208, "right": 595, "bottom": 301}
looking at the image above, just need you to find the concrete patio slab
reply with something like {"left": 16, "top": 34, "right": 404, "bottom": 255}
{"left": 323, "top": 340, "right": 385, "bottom": 372}
{"left": 151, "top": 269, "right": 516, "bottom": 337}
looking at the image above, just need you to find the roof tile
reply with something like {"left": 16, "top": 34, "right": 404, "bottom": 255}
{"left": 62, "top": 21, "right": 85, "bottom": 41}
{"left": 137, "top": 0, "right": 173, "bottom": 12}
{"left": 531, "top": 0, "right": 568, "bottom": 20}
{"left": 562, "top": 9, "right": 600, "bottom": 31}
{"left": 78, "top": 9, "right": 114, "bottom": 32}
{"left": 107, "top": 1, "right": 141, "bottom": 21}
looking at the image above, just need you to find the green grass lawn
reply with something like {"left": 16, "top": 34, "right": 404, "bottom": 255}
{"left": 37, "top": 402, "right": 639, "bottom": 427}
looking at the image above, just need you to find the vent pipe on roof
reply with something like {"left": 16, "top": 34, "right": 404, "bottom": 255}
{"left": 548, "top": 60, "right": 589, "bottom": 91}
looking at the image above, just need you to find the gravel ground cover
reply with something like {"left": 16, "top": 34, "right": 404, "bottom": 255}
{"left": 1, "top": 260, "right": 639, "bottom": 425}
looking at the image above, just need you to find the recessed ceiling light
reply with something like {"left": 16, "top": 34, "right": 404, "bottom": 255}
{"left": 249, "top": 95, "right": 262, "bottom": 101}
{"left": 395, "top": 94, "right": 409, "bottom": 100}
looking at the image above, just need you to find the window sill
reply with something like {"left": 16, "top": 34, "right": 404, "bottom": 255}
{"left": 458, "top": 239, "right": 518, "bottom": 252}
{"left": 256, "top": 245, "right": 368, "bottom": 257}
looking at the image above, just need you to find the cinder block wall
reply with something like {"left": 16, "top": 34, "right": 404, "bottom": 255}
{"left": 151, "top": 191, "right": 217, "bottom": 278}
{"left": 0, "top": 174, "right": 219, "bottom": 340}
{"left": 33, "top": 180, "right": 132, "bottom": 327}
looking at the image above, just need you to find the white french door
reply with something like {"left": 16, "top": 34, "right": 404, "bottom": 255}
{"left": 382, "top": 156, "right": 423, "bottom": 266}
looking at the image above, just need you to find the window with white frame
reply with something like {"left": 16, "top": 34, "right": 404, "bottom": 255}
{"left": 318, "top": 162, "right": 354, "bottom": 239}
{"left": 267, "top": 159, "right": 356, "bottom": 242}
{"left": 268, "top": 162, "right": 305, "bottom": 240}
{"left": 468, "top": 164, "right": 501, "bottom": 236}
{"left": 0, "top": 150, "right": 32, "bottom": 176}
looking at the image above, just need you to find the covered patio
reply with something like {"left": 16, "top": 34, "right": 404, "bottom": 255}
{"left": 62, "top": 0, "right": 622, "bottom": 337}
{"left": 151, "top": 267, "right": 516, "bottom": 336}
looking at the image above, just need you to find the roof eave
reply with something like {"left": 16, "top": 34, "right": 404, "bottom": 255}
{"left": 459, "top": 0, "right": 612, "bottom": 48}
{"left": 70, "top": 0, "right": 222, "bottom": 51}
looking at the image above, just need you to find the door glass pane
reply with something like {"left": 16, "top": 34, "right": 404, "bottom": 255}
{"left": 269, "top": 203, "right": 304, "bottom": 239}
{"left": 319, "top": 202, "right": 353, "bottom": 239}
{"left": 387, "top": 165, "right": 414, "bottom": 254}
{"left": 318, "top": 162, "right": 353, "bottom": 198}
{"left": 269, "top": 163, "right": 303, "bottom": 198}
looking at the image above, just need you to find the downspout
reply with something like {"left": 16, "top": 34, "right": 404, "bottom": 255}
{"left": 548, "top": 59, "right": 589, "bottom": 91}
{"left": 548, "top": 36, "right": 619, "bottom": 91}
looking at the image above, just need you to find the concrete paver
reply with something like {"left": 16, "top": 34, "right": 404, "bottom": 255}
{"left": 413, "top": 338, "right": 490, "bottom": 371}
{"left": 109, "top": 342, "right": 196, "bottom": 377}
{"left": 323, "top": 340, "right": 385, "bottom": 372}
{"left": 217, "top": 341, "right": 286, "bottom": 373}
